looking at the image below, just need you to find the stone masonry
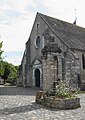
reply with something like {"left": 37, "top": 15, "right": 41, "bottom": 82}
{"left": 42, "top": 40, "right": 80, "bottom": 92}
{"left": 42, "top": 41, "right": 62, "bottom": 91}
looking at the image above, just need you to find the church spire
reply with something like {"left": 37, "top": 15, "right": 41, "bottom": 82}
{"left": 73, "top": 9, "right": 77, "bottom": 25}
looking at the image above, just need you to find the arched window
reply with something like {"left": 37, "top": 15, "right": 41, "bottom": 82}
{"left": 35, "top": 36, "right": 41, "bottom": 48}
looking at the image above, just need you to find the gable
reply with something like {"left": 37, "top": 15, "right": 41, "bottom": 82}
{"left": 38, "top": 13, "right": 85, "bottom": 51}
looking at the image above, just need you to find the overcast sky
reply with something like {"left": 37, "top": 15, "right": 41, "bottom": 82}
{"left": 0, "top": 0, "right": 85, "bottom": 65}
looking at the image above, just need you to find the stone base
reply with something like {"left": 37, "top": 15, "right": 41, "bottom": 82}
{"left": 80, "top": 83, "right": 85, "bottom": 91}
{"left": 17, "top": 83, "right": 23, "bottom": 87}
{"left": 35, "top": 91, "right": 81, "bottom": 110}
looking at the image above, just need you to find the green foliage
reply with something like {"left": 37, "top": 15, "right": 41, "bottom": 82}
{"left": 1, "top": 62, "right": 11, "bottom": 83}
{"left": 7, "top": 64, "right": 18, "bottom": 84}
{"left": 54, "top": 81, "right": 74, "bottom": 98}
{"left": 0, "top": 41, "right": 3, "bottom": 61}
{"left": 1, "top": 61, "right": 18, "bottom": 85}
{"left": 46, "top": 80, "right": 79, "bottom": 99}
{"left": 0, "top": 41, "right": 18, "bottom": 85}
{"left": 0, "top": 61, "right": 4, "bottom": 76}
{"left": 0, "top": 41, "right": 4, "bottom": 76}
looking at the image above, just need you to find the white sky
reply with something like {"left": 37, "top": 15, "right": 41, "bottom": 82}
{"left": 0, "top": 0, "right": 85, "bottom": 65}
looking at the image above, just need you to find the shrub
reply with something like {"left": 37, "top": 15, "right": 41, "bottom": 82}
{"left": 46, "top": 80, "right": 79, "bottom": 99}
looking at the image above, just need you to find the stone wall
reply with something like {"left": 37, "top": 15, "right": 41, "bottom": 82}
{"left": 42, "top": 53, "right": 64, "bottom": 91}
{"left": 64, "top": 50, "right": 80, "bottom": 88}
{"left": 42, "top": 54, "right": 55, "bottom": 91}
{"left": 36, "top": 91, "right": 81, "bottom": 110}
{"left": 42, "top": 41, "right": 62, "bottom": 91}
{"left": 17, "top": 65, "right": 23, "bottom": 86}
{"left": 42, "top": 41, "right": 80, "bottom": 91}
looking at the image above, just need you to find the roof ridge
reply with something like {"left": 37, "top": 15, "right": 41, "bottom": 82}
{"left": 38, "top": 12, "right": 85, "bottom": 30}
{"left": 37, "top": 12, "right": 85, "bottom": 51}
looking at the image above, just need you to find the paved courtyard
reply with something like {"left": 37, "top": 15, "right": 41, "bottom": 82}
{"left": 0, "top": 86, "right": 85, "bottom": 120}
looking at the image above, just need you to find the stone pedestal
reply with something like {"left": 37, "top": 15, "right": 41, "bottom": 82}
{"left": 42, "top": 42, "right": 62, "bottom": 92}
{"left": 36, "top": 91, "right": 81, "bottom": 110}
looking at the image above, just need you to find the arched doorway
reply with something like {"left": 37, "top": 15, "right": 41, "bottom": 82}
{"left": 35, "top": 68, "right": 40, "bottom": 87}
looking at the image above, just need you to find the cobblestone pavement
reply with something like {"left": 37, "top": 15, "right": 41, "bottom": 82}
{"left": 0, "top": 86, "right": 85, "bottom": 120}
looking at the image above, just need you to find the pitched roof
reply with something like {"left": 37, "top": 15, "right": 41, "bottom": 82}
{"left": 38, "top": 12, "right": 85, "bottom": 51}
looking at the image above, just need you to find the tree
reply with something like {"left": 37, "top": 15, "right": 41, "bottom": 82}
{"left": 0, "top": 41, "right": 3, "bottom": 61}
{"left": 1, "top": 62, "right": 18, "bottom": 85}
{"left": 1, "top": 62, "right": 10, "bottom": 84}
{"left": 7, "top": 64, "right": 18, "bottom": 85}
{"left": 0, "top": 61, "right": 4, "bottom": 77}
{"left": 0, "top": 41, "right": 18, "bottom": 85}
{"left": 0, "top": 41, "right": 4, "bottom": 76}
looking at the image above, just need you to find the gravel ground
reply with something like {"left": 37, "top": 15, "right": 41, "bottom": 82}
{"left": 0, "top": 86, "right": 85, "bottom": 120}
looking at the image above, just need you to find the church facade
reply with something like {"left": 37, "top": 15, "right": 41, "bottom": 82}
{"left": 17, "top": 13, "right": 85, "bottom": 91}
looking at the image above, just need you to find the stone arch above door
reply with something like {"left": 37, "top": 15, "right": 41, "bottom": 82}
{"left": 32, "top": 58, "right": 42, "bottom": 88}
{"left": 31, "top": 58, "right": 42, "bottom": 65}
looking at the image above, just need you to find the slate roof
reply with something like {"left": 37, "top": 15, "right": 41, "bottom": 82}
{"left": 38, "top": 13, "right": 85, "bottom": 51}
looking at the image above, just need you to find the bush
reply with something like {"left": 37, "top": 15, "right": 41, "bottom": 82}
{"left": 46, "top": 80, "right": 79, "bottom": 99}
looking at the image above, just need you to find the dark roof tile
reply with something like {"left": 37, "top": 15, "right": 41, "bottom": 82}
{"left": 38, "top": 13, "right": 85, "bottom": 51}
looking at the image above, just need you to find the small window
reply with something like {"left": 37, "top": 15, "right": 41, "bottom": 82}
{"left": 35, "top": 36, "right": 41, "bottom": 48}
{"left": 82, "top": 54, "right": 85, "bottom": 69}
{"left": 36, "top": 23, "right": 39, "bottom": 29}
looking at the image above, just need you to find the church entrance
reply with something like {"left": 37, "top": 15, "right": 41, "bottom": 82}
{"left": 35, "top": 68, "right": 40, "bottom": 87}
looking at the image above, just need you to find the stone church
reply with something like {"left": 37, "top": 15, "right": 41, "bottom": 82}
{"left": 17, "top": 12, "right": 85, "bottom": 91}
